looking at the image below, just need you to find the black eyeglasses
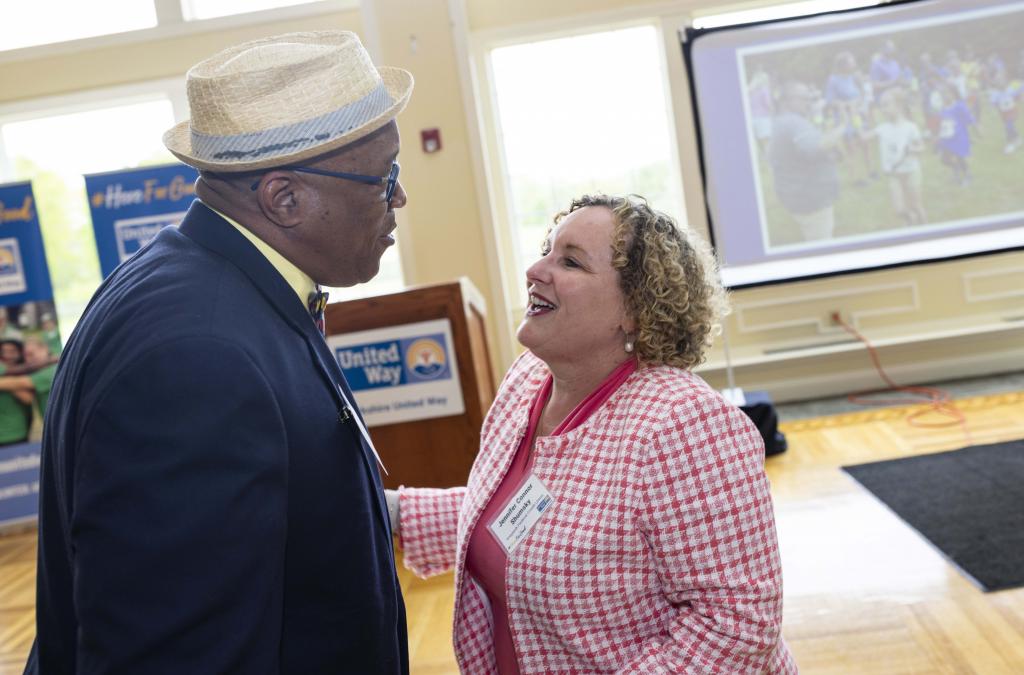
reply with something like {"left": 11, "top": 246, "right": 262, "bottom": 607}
{"left": 251, "top": 161, "right": 401, "bottom": 208}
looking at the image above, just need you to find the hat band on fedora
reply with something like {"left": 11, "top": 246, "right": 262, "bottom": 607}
{"left": 189, "top": 81, "right": 393, "bottom": 164}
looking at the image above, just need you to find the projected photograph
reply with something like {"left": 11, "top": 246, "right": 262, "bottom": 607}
{"left": 740, "top": 7, "right": 1024, "bottom": 250}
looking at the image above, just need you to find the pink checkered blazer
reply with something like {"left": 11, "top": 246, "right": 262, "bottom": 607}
{"left": 399, "top": 351, "right": 797, "bottom": 674}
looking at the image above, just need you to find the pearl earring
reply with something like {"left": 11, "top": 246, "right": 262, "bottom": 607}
{"left": 624, "top": 335, "right": 634, "bottom": 353}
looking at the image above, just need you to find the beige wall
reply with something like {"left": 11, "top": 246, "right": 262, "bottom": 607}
{"left": 3, "top": 0, "right": 1022, "bottom": 401}
{"left": 367, "top": 0, "right": 501, "bottom": 372}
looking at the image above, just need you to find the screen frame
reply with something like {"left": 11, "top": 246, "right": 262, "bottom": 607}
{"left": 680, "top": 0, "right": 1024, "bottom": 289}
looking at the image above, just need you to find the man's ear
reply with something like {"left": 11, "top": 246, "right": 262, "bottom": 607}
{"left": 254, "top": 171, "right": 305, "bottom": 229}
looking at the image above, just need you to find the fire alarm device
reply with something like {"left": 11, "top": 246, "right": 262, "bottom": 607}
{"left": 421, "top": 128, "right": 442, "bottom": 153}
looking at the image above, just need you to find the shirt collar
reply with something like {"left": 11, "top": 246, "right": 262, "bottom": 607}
{"left": 204, "top": 202, "right": 317, "bottom": 309}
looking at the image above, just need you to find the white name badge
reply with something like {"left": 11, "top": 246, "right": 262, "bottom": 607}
{"left": 488, "top": 473, "right": 554, "bottom": 555}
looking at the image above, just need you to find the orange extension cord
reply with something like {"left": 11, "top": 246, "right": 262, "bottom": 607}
{"left": 832, "top": 314, "right": 973, "bottom": 443}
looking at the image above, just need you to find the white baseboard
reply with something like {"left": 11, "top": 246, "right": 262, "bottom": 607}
{"left": 699, "top": 330, "right": 1024, "bottom": 404}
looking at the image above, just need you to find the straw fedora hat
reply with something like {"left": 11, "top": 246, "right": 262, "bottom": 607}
{"left": 163, "top": 31, "right": 413, "bottom": 172}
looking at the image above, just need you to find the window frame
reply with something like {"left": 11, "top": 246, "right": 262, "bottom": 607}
{"left": 0, "top": 77, "right": 187, "bottom": 181}
{"left": 467, "top": 14, "right": 689, "bottom": 363}
{"left": 0, "top": 0, "right": 358, "bottom": 64}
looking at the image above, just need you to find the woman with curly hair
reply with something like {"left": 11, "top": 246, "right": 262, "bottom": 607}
{"left": 388, "top": 195, "right": 795, "bottom": 674}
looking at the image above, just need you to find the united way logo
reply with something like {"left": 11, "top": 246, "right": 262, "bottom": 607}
{"left": 0, "top": 239, "right": 27, "bottom": 296}
{"left": 405, "top": 337, "right": 448, "bottom": 381}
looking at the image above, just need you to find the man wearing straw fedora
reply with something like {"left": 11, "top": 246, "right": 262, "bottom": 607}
{"left": 28, "top": 31, "right": 413, "bottom": 674}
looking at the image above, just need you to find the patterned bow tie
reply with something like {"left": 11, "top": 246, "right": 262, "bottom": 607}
{"left": 308, "top": 286, "right": 329, "bottom": 335}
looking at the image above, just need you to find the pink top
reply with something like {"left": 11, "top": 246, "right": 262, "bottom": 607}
{"left": 464, "top": 357, "right": 637, "bottom": 674}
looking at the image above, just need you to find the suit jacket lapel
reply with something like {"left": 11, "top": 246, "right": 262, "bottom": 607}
{"left": 177, "top": 200, "right": 391, "bottom": 534}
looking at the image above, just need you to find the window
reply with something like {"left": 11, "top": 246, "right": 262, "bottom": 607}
{"left": 488, "top": 25, "right": 685, "bottom": 306}
{"left": 0, "top": 1, "right": 157, "bottom": 51}
{"left": 1, "top": 1, "right": 356, "bottom": 56}
{"left": 326, "top": 246, "right": 405, "bottom": 303}
{"left": 1, "top": 97, "right": 178, "bottom": 335}
{"left": 181, "top": 0, "right": 328, "bottom": 21}
{"left": 692, "top": 0, "right": 881, "bottom": 29}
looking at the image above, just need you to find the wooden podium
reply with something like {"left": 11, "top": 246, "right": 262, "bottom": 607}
{"left": 323, "top": 278, "right": 496, "bottom": 489}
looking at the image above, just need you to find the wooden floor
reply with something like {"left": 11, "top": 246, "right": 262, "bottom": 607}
{"left": 3, "top": 391, "right": 1024, "bottom": 674}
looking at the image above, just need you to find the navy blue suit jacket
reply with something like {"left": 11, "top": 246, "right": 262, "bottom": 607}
{"left": 27, "top": 202, "right": 408, "bottom": 674}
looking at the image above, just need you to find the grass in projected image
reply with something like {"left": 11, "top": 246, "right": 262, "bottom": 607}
{"left": 757, "top": 108, "right": 1024, "bottom": 247}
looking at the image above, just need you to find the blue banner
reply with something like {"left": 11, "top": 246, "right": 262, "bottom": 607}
{"left": 0, "top": 442, "right": 40, "bottom": 528}
{"left": 0, "top": 181, "right": 60, "bottom": 353}
{"left": 0, "top": 182, "right": 55, "bottom": 305}
{"left": 85, "top": 163, "right": 199, "bottom": 277}
{"left": 0, "top": 182, "right": 62, "bottom": 526}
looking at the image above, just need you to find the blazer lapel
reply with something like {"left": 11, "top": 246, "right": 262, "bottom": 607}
{"left": 177, "top": 200, "right": 391, "bottom": 534}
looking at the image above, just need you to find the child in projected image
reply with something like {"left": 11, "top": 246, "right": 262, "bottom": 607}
{"left": 862, "top": 88, "right": 927, "bottom": 226}
{"left": 936, "top": 84, "right": 975, "bottom": 186}
{"left": 918, "top": 52, "right": 948, "bottom": 140}
{"left": 961, "top": 45, "right": 985, "bottom": 128}
{"left": 947, "top": 49, "right": 984, "bottom": 141}
{"left": 987, "top": 70, "right": 1023, "bottom": 154}
{"left": 825, "top": 51, "right": 875, "bottom": 186}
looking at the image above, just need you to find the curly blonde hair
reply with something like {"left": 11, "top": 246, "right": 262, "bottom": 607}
{"left": 552, "top": 194, "right": 729, "bottom": 370}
